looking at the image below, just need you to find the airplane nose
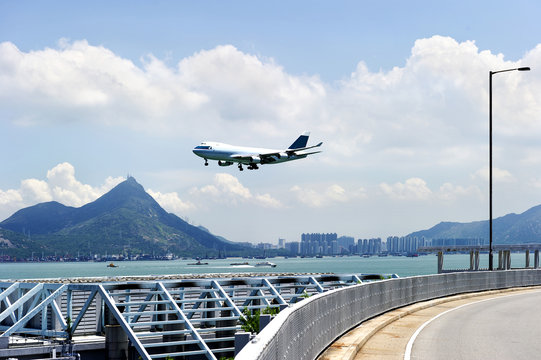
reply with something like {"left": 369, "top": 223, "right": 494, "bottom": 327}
{"left": 193, "top": 148, "right": 205, "bottom": 157}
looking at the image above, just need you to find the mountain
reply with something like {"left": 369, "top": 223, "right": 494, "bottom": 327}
{"left": 0, "top": 177, "right": 250, "bottom": 258}
{"left": 407, "top": 204, "right": 541, "bottom": 244}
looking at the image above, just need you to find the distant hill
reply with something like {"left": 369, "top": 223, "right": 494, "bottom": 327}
{"left": 407, "top": 204, "right": 541, "bottom": 244}
{"left": 0, "top": 177, "right": 251, "bottom": 258}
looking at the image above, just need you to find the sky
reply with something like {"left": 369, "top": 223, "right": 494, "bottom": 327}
{"left": 1, "top": 1, "right": 541, "bottom": 245}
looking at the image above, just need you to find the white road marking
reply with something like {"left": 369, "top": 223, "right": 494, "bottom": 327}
{"left": 403, "top": 291, "right": 539, "bottom": 360}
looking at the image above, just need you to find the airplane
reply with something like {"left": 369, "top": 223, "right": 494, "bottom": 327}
{"left": 192, "top": 131, "right": 322, "bottom": 171}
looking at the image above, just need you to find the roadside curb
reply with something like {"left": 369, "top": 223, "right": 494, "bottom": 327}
{"left": 317, "top": 285, "right": 541, "bottom": 360}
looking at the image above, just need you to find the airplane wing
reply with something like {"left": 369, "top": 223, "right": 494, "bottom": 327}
{"left": 231, "top": 153, "right": 281, "bottom": 164}
{"left": 295, "top": 150, "right": 322, "bottom": 156}
{"left": 286, "top": 142, "right": 323, "bottom": 155}
{"left": 230, "top": 141, "right": 323, "bottom": 164}
{"left": 230, "top": 154, "right": 256, "bottom": 161}
{"left": 259, "top": 142, "right": 323, "bottom": 160}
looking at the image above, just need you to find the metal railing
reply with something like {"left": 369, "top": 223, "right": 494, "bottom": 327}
{"left": 237, "top": 269, "right": 541, "bottom": 360}
{"left": 0, "top": 273, "right": 395, "bottom": 359}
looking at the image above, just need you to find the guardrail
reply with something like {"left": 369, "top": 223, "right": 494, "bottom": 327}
{"left": 0, "top": 273, "right": 393, "bottom": 360}
{"left": 236, "top": 269, "right": 541, "bottom": 360}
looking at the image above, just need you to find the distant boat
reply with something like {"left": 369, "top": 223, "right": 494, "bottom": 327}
{"left": 230, "top": 262, "right": 250, "bottom": 266}
{"left": 255, "top": 261, "right": 277, "bottom": 268}
{"left": 188, "top": 260, "right": 208, "bottom": 265}
{"left": 107, "top": 263, "right": 118, "bottom": 268}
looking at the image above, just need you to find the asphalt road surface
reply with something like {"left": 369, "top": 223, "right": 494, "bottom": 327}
{"left": 408, "top": 290, "right": 541, "bottom": 360}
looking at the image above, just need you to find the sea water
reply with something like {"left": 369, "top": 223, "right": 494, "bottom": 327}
{"left": 0, "top": 253, "right": 534, "bottom": 281}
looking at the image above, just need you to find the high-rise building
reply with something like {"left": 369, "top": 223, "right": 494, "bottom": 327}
{"left": 386, "top": 236, "right": 426, "bottom": 254}
{"left": 300, "top": 233, "right": 338, "bottom": 255}
{"left": 285, "top": 241, "right": 300, "bottom": 254}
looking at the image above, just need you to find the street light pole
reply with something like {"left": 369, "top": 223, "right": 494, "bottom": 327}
{"left": 488, "top": 66, "right": 530, "bottom": 271}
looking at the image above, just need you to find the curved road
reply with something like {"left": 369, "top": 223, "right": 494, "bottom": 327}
{"left": 409, "top": 290, "right": 541, "bottom": 360}
{"left": 319, "top": 287, "right": 541, "bottom": 360}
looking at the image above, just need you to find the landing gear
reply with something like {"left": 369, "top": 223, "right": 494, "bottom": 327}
{"left": 248, "top": 164, "right": 259, "bottom": 170}
{"left": 238, "top": 164, "right": 243, "bottom": 171}
{"left": 204, "top": 159, "right": 208, "bottom": 166}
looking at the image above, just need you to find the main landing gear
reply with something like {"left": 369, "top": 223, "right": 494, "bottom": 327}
{"left": 238, "top": 163, "right": 259, "bottom": 171}
{"left": 204, "top": 159, "right": 208, "bottom": 166}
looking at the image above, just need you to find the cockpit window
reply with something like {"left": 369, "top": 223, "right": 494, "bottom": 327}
{"left": 195, "top": 145, "right": 211, "bottom": 150}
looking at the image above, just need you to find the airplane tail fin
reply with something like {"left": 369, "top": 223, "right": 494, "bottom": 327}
{"left": 287, "top": 131, "right": 310, "bottom": 150}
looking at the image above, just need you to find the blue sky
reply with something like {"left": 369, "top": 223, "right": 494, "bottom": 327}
{"left": 3, "top": 1, "right": 539, "bottom": 78}
{"left": 1, "top": 1, "right": 541, "bottom": 245}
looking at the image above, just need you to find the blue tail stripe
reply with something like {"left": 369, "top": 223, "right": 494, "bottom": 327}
{"left": 288, "top": 135, "right": 309, "bottom": 149}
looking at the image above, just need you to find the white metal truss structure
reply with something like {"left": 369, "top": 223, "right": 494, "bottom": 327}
{"left": 0, "top": 273, "right": 396, "bottom": 359}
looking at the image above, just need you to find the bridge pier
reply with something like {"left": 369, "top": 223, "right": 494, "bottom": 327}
{"left": 420, "top": 244, "right": 541, "bottom": 273}
{"left": 215, "top": 307, "right": 236, "bottom": 358}
{"left": 498, "top": 250, "right": 517, "bottom": 270}
{"left": 163, "top": 311, "right": 185, "bottom": 354}
{"left": 437, "top": 251, "right": 443, "bottom": 273}
{"left": 469, "top": 251, "right": 480, "bottom": 271}
{"left": 104, "top": 304, "right": 128, "bottom": 360}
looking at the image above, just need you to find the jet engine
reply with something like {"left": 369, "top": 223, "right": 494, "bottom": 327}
{"left": 218, "top": 161, "right": 234, "bottom": 166}
{"left": 249, "top": 156, "right": 261, "bottom": 163}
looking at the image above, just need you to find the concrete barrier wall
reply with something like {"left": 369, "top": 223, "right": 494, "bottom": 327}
{"left": 237, "top": 269, "right": 541, "bottom": 360}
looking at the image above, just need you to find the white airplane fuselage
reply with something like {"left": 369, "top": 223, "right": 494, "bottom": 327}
{"left": 193, "top": 142, "right": 306, "bottom": 165}
{"left": 192, "top": 132, "right": 322, "bottom": 170}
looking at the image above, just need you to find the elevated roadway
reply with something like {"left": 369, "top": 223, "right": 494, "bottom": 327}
{"left": 318, "top": 286, "right": 541, "bottom": 360}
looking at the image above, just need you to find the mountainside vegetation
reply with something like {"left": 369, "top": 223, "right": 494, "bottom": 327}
{"left": 0, "top": 177, "right": 251, "bottom": 258}
{"left": 408, "top": 204, "right": 541, "bottom": 244}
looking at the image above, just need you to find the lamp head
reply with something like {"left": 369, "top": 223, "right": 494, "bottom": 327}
{"left": 517, "top": 67, "right": 531, "bottom": 71}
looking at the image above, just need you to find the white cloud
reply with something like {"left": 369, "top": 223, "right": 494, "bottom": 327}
{"left": 379, "top": 177, "right": 484, "bottom": 202}
{"left": 254, "top": 193, "right": 283, "bottom": 209}
{"left": 328, "top": 35, "right": 541, "bottom": 178}
{"left": 191, "top": 173, "right": 282, "bottom": 208}
{"left": 290, "top": 184, "right": 367, "bottom": 207}
{"left": 0, "top": 189, "right": 23, "bottom": 205}
{"left": 147, "top": 190, "right": 195, "bottom": 214}
{"left": 46, "top": 162, "right": 108, "bottom": 206}
{"left": 0, "top": 163, "right": 199, "bottom": 220}
{"left": 176, "top": 45, "right": 326, "bottom": 135}
{"left": 3, "top": 35, "right": 540, "bottom": 164}
{"left": 380, "top": 178, "right": 432, "bottom": 200}
{"left": 0, "top": 163, "right": 124, "bottom": 220}
{"left": 0, "top": 41, "right": 326, "bottom": 139}
{"left": 19, "top": 178, "right": 52, "bottom": 203}
{"left": 214, "top": 173, "right": 252, "bottom": 200}
{"left": 290, "top": 186, "right": 323, "bottom": 207}
{"left": 437, "top": 183, "right": 482, "bottom": 202}
{"left": 472, "top": 166, "right": 515, "bottom": 183}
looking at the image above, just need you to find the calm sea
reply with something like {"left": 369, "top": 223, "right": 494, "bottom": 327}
{"left": 0, "top": 253, "right": 533, "bottom": 281}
